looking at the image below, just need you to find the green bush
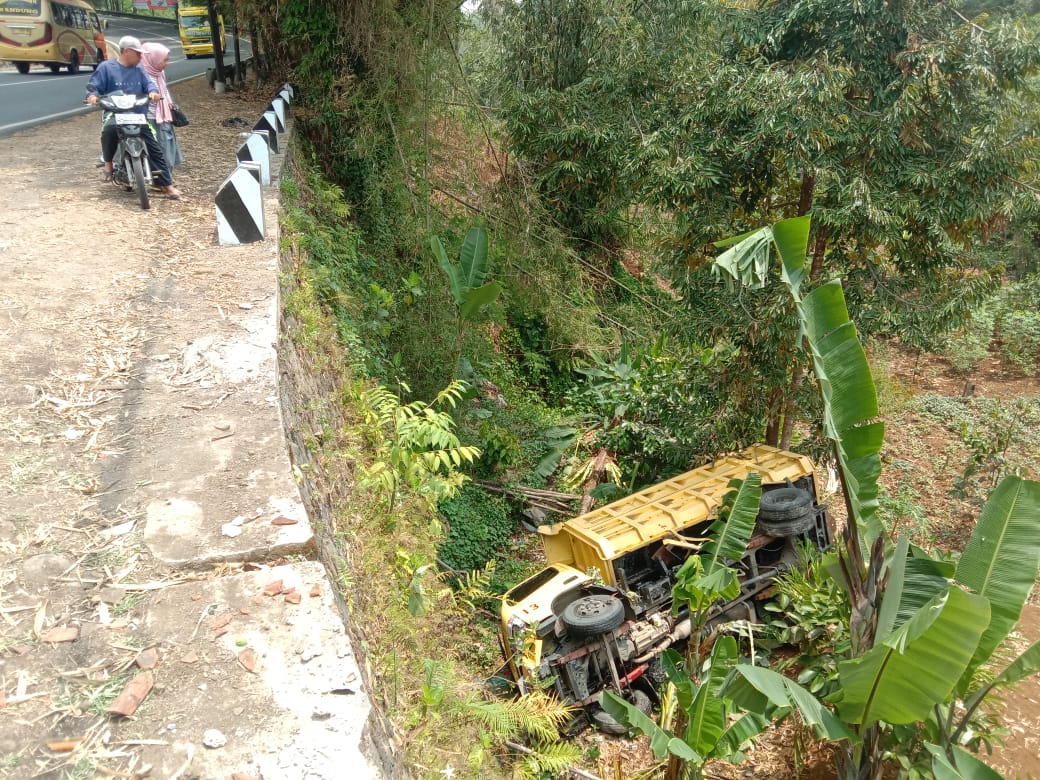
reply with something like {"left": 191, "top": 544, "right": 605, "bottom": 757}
{"left": 438, "top": 485, "right": 516, "bottom": 572}
{"left": 994, "top": 307, "right": 1040, "bottom": 375}
{"left": 939, "top": 273, "right": 1040, "bottom": 375}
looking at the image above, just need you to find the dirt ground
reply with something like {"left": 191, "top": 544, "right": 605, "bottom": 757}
{"left": 0, "top": 75, "right": 292, "bottom": 778}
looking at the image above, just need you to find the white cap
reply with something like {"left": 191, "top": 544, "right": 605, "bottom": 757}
{"left": 118, "top": 35, "right": 144, "bottom": 53}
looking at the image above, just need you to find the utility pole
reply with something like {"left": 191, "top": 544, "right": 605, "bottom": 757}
{"left": 207, "top": 0, "right": 225, "bottom": 91}
{"left": 231, "top": 15, "right": 242, "bottom": 86}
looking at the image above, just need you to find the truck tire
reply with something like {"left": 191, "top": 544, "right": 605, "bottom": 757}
{"left": 592, "top": 689, "right": 652, "bottom": 735}
{"left": 759, "top": 487, "right": 814, "bottom": 536}
{"left": 560, "top": 595, "right": 625, "bottom": 639}
{"left": 759, "top": 487, "right": 812, "bottom": 521}
{"left": 759, "top": 513, "right": 815, "bottom": 537}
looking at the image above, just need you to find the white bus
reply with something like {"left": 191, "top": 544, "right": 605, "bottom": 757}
{"left": 0, "top": 0, "right": 108, "bottom": 74}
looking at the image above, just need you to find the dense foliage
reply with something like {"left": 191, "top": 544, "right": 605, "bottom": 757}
{"left": 247, "top": 0, "right": 1040, "bottom": 776}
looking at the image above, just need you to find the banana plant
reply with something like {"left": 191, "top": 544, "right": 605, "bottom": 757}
{"left": 599, "top": 475, "right": 778, "bottom": 779}
{"left": 713, "top": 216, "right": 1040, "bottom": 779}
{"left": 431, "top": 226, "right": 503, "bottom": 321}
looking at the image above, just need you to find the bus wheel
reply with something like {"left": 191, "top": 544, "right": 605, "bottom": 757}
{"left": 49, "top": 64, "right": 61, "bottom": 74}
{"left": 15, "top": 62, "right": 29, "bottom": 74}
{"left": 67, "top": 51, "right": 80, "bottom": 74}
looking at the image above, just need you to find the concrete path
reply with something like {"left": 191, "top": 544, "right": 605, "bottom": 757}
{"left": 0, "top": 76, "right": 392, "bottom": 779}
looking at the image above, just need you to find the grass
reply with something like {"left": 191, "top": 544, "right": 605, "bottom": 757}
{"left": 82, "top": 544, "right": 128, "bottom": 570}
{"left": 86, "top": 669, "right": 135, "bottom": 716}
{"left": 7, "top": 454, "right": 49, "bottom": 491}
{"left": 112, "top": 594, "right": 141, "bottom": 617}
{"left": 67, "top": 757, "right": 96, "bottom": 779}
{"left": 0, "top": 754, "right": 22, "bottom": 771}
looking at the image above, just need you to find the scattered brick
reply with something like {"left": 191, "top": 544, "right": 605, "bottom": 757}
{"left": 135, "top": 648, "right": 160, "bottom": 670}
{"left": 40, "top": 626, "right": 79, "bottom": 643}
{"left": 237, "top": 647, "right": 257, "bottom": 673}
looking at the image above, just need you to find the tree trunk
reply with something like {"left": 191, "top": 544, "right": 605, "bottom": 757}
{"left": 578, "top": 448, "right": 610, "bottom": 515}
{"left": 779, "top": 362, "right": 804, "bottom": 450}
{"left": 809, "top": 224, "right": 830, "bottom": 280}
{"left": 764, "top": 388, "right": 782, "bottom": 446}
{"left": 797, "top": 172, "right": 816, "bottom": 216}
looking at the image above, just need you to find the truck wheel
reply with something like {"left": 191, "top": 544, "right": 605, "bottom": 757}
{"left": 591, "top": 689, "right": 652, "bottom": 735}
{"left": 759, "top": 487, "right": 812, "bottom": 521}
{"left": 759, "top": 513, "right": 815, "bottom": 537}
{"left": 560, "top": 595, "right": 624, "bottom": 639}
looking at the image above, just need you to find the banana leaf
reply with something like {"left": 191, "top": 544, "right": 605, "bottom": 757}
{"left": 729, "top": 663, "right": 858, "bottom": 742}
{"left": 712, "top": 217, "right": 884, "bottom": 546}
{"left": 836, "top": 587, "right": 989, "bottom": 725}
{"left": 600, "top": 690, "right": 700, "bottom": 763}
{"left": 459, "top": 226, "right": 490, "bottom": 290}
{"left": 877, "top": 537, "right": 956, "bottom": 640}
{"left": 685, "top": 636, "right": 737, "bottom": 755}
{"left": 673, "top": 475, "right": 761, "bottom": 613}
{"left": 954, "top": 476, "right": 1040, "bottom": 694}
{"left": 926, "top": 743, "right": 1003, "bottom": 780}
{"left": 964, "top": 637, "right": 1040, "bottom": 714}
{"left": 701, "top": 474, "right": 762, "bottom": 576}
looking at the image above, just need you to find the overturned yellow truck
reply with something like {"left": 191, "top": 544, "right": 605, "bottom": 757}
{"left": 499, "top": 444, "right": 831, "bottom": 733}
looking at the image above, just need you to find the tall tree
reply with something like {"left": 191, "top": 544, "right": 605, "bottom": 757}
{"left": 481, "top": 0, "right": 646, "bottom": 249}
{"left": 643, "top": 0, "right": 1040, "bottom": 445}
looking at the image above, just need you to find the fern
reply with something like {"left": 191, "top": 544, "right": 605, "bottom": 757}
{"left": 360, "top": 380, "right": 481, "bottom": 509}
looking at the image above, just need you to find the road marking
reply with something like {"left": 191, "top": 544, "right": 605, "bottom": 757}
{"left": 0, "top": 105, "right": 92, "bottom": 135}
{"left": 0, "top": 76, "right": 90, "bottom": 88}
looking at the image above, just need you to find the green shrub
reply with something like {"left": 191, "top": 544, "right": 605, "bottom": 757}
{"left": 994, "top": 306, "right": 1040, "bottom": 375}
{"left": 762, "top": 545, "right": 851, "bottom": 700}
{"left": 439, "top": 485, "right": 516, "bottom": 572}
{"left": 939, "top": 301, "right": 996, "bottom": 373}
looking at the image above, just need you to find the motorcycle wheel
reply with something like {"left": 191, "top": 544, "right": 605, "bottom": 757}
{"left": 131, "top": 156, "right": 150, "bottom": 210}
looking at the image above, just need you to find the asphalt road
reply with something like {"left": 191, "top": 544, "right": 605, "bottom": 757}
{"left": 0, "top": 14, "right": 249, "bottom": 136}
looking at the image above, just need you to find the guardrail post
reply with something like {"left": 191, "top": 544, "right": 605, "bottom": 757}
{"left": 215, "top": 162, "right": 263, "bottom": 245}
{"left": 252, "top": 111, "right": 279, "bottom": 154}
{"left": 236, "top": 131, "right": 270, "bottom": 186}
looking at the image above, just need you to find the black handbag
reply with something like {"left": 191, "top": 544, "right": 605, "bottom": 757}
{"left": 171, "top": 106, "right": 189, "bottom": 127}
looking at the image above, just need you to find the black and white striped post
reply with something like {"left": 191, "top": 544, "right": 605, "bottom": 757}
{"left": 269, "top": 97, "right": 287, "bottom": 134}
{"left": 253, "top": 110, "right": 279, "bottom": 154}
{"left": 236, "top": 130, "right": 270, "bottom": 186}
{"left": 215, "top": 162, "right": 264, "bottom": 245}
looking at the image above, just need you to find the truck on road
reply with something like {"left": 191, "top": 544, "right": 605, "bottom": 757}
{"left": 176, "top": 0, "right": 223, "bottom": 59}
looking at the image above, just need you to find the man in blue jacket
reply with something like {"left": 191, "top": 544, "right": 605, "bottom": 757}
{"left": 86, "top": 36, "right": 181, "bottom": 199}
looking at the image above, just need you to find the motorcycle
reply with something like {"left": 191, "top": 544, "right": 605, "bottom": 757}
{"left": 96, "top": 92, "right": 154, "bottom": 210}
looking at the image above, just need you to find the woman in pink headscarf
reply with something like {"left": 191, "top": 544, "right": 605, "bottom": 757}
{"left": 141, "top": 42, "right": 184, "bottom": 182}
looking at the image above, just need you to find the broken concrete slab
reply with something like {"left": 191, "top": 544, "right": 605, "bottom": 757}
{"left": 129, "top": 561, "right": 383, "bottom": 779}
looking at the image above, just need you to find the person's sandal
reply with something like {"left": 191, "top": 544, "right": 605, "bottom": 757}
{"left": 101, "top": 170, "right": 113, "bottom": 182}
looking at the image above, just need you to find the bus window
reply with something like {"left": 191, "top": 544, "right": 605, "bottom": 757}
{"left": 0, "top": 0, "right": 106, "bottom": 73}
